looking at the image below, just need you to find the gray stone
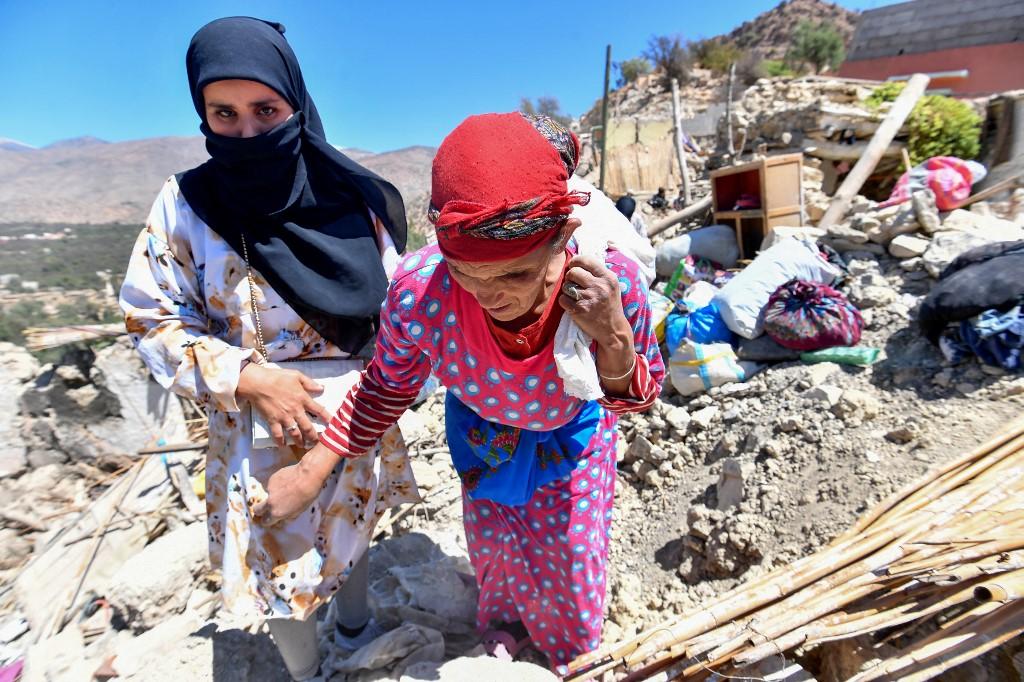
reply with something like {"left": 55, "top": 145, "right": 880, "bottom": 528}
{"left": 106, "top": 522, "right": 209, "bottom": 631}
{"left": 802, "top": 362, "right": 840, "bottom": 388}
{"left": 665, "top": 406, "right": 691, "bottom": 432}
{"left": 912, "top": 189, "right": 941, "bottom": 233}
{"left": 850, "top": 285, "right": 898, "bottom": 309}
{"left": 807, "top": 384, "right": 843, "bottom": 407}
{"left": 690, "top": 406, "right": 720, "bottom": 430}
{"left": 886, "top": 426, "right": 917, "bottom": 444}
{"left": 717, "top": 458, "right": 748, "bottom": 510}
{"left": 833, "top": 390, "right": 881, "bottom": 421}
{"left": 711, "top": 433, "right": 741, "bottom": 462}
{"left": 922, "top": 231, "right": 994, "bottom": 278}
{"left": 625, "top": 436, "right": 668, "bottom": 464}
{"left": 827, "top": 223, "right": 868, "bottom": 244}
{"left": 888, "top": 235, "right": 930, "bottom": 259}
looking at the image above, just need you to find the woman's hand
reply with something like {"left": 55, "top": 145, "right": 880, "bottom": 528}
{"left": 236, "top": 363, "right": 333, "bottom": 447}
{"left": 252, "top": 442, "right": 338, "bottom": 526}
{"left": 558, "top": 255, "right": 637, "bottom": 393}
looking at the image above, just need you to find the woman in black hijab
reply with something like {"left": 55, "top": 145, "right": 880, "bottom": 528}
{"left": 119, "top": 17, "right": 419, "bottom": 679}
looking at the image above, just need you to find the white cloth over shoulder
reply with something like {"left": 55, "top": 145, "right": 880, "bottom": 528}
{"left": 554, "top": 177, "right": 655, "bottom": 400}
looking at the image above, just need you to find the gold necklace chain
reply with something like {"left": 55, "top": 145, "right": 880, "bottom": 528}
{"left": 239, "top": 235, "right": 269, "bottom": 362}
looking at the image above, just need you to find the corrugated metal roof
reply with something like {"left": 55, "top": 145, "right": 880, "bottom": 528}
{"left": 846, "top": 0, "right": 1024, "bottom": 61}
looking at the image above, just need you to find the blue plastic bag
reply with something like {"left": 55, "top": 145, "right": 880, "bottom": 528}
{"left": 665, "top": 302, "right": 733, "bottom": 354}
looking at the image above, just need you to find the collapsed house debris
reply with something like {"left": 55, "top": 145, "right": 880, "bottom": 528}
{"left": 1, "top": 69, "right": 1024, "bottom": 682}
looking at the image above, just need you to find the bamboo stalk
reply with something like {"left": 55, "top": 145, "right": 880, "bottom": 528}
{"left": 570, "top": 426, "right": 1024, "bottom": 681}
{"left": 972, "top": 566, "right": 1024, "bottom": 603}
{"left": 842, "top": 422, "right": 1024, "bottom": 539}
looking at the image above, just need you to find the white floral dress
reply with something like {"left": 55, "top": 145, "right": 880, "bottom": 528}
{"left": 120, "top": 176, "right": 419, "bottom": 621}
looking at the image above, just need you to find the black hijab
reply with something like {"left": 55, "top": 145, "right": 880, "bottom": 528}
{"left": 177, "top": 17, "right": 407, "bottom": 354}
{"left": 615, "top": 195, "right": 636, "bottom": 219}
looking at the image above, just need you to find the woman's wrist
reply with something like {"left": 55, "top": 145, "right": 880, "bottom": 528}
{"left": 300, "top": 442, "right": 339, "bottom": 481}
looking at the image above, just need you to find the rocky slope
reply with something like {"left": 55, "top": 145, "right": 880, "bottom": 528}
{"left": 0, "top": 135, "right": 435, "bottom": 232}
{"left": 721, "top": 0, "right": 858, "bottom": 62}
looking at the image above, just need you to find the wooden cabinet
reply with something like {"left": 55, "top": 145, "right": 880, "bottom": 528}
{"left": 710, "top": 153, "right": 805, "bottom": 259}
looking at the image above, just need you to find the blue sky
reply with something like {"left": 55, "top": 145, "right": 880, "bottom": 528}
{"left": 0, "top": 0, "right": 892, "bottom": 152}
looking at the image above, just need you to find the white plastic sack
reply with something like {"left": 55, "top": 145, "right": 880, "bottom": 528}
{"left": 682, "top": 281, "right": 719, "bottom": 309}
{"left": 655, "top": 225, "right": 740, "bottom": 277}
{"left": 569, "top": 176, "right": 655, "bottom": 285}
{"left": 669, "top": 340, "right": 746, "bottom": 396}
{"left": 555, "top": 176, "right": 656, "bottom": 400}
{"left": 713, "top": 237, "right": 840, "bottom": 339}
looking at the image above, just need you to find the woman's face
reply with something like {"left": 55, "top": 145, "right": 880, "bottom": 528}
{"left": 446, "top": 219, "right": 578, "bottom": 323}
{"left": 202, "top": 79, "right": 295, "bottom": 138}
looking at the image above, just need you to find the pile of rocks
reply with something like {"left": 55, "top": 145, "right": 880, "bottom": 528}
{"left": 822, "top": 190, "right": 1024, "bottom": 278}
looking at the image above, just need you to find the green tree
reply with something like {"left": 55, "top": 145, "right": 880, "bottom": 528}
{"left": 519, "top": 96, "right": 572, "bottom": 127}
{"left": 644, "top": 35, "right": 691, "bottom": 88}
{"left": 615, "top": 57, "right": 653, "bottom": 88}
{"left": 787, "top": 21, "right": 845, "bottom": 74}
{"left": 690, "top": 39, "right": 744, "bottom": 76}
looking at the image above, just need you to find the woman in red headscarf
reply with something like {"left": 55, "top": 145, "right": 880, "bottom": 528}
{"left": 254, "top": 112, "right": 665, "bottom": 668}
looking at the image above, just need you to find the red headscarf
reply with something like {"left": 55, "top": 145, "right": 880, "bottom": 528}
{"left": 429, "top": 113, "right": 590, "bottom": 262}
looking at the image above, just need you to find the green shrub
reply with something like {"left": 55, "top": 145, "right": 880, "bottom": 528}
{"left": 690, "top": 40, "right": 744, "bottom": 76}
{"left": 865, "top": 83, "right": 982, "bottom": 163}
{"left": 787, "top": 21, "right": 845, "bottom": 74}
{"left": 761, "top": 59, "right": 797, "bottom": 78}
{"left": 864, "top": 81, "right": 906, "bottom": 108}
{"left": 615, "top": 57, "right": 653, "bottom": 88}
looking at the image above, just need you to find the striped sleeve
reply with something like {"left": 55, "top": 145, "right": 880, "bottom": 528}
{"left": 320, "top": 278, "right": 432, "bottom": 458}
{"left": 597, "top": 253, "right": 665, "bottom": 414}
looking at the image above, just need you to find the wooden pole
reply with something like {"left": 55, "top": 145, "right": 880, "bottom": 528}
{"left": 819, "top": 73, "right": 930, "bottom": 228}
{"left": 598, "top": 44, "right": 612, "bottom": 193}
{"left": 726, "top": 62, "right": 736, "bottom": 155}
{"left": 670, "top": 78, "right": 691, "bottom": 206}
{"left": 647, "top": 195, "right": 712, "bottom": 237}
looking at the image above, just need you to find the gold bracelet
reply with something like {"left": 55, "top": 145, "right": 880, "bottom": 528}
{"left": 598, "top": 353, "right": 637, "bottom": 382}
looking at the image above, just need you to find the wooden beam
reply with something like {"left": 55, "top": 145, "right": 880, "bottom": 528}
{"left": 819, "top": 73, "right": 930, "bottom": 228}
{"left": 648, "top": 195, "right": 713, "bottom": 237}
{"left": 671, "top": 78, "right": 692, "bottom": 206}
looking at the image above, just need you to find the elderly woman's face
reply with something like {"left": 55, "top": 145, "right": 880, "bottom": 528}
{"left": 202, "top": 79, "right": 295, "bottom": 138}
{"left": 446, "top": 219, "right": 578, "bottom": 323}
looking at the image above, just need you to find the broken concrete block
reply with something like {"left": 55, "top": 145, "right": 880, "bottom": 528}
{"left": 888, "top": 235, "right": 930, "bottom": 259}
{"left": 625, "top": 436, "right": 669, "bottom": 464}
{"left": 807, "top": 384, "right": 843, "bottom": 407}
{"left": 106, "top": 522, "right": 209, "bottom": 631}
{"left": 912, "top": 189, "right": 941, "bottom": 233}
{"left": 690, "top": 406, "right": 720, "bottom": 431}
{"left": 717, "top": 458, "right": 750, "bottom": 510}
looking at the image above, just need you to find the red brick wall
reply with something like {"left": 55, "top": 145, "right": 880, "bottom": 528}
{"left": 839, "top": 43, "right": 1024, "bottom": 97}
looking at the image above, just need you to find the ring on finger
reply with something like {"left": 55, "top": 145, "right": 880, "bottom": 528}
{"left": 286, "top": 424, "right": 301, "bottom": 433}
{"left": 564, "top": 282, "right": 582, "bottom": 302}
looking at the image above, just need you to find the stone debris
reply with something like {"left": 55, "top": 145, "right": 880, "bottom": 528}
{"left": 4, "top": 70, "right": 1024, "bottom": 682}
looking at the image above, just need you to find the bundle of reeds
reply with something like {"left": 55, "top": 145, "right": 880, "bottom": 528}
{"left": 23, "top": 323, "right": 126, "bottom": 351}
{"left": 568, "top": 417, "right": 1024, "bottom": 681}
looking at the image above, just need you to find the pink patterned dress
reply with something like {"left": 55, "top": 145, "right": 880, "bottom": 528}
{"left": 322, "top": 242, "right": 665, "bottom": 665}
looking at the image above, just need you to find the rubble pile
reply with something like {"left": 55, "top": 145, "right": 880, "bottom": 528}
{"left": 721, "top": 77, "right": 883, "bottom": 156}
{"left": 822, "top": 191, "right": 1024, "bottom": 278}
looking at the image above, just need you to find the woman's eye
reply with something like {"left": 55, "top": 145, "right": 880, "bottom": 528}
{"left": 216, "top": 110, "right": 235, "bottom": 119}
{"left": 258, "top": 107, "right": 276, "bottom": 117}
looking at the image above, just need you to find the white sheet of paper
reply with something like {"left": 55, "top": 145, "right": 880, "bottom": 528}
{"left": 250, "top": 359, "right": 363, "bottom": 450}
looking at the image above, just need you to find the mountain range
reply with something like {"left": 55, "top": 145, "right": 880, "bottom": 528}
{"left": 0, "top": 135, "right": 435, "bottom": 226}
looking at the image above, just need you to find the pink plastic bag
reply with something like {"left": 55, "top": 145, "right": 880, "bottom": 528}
{"left": 880, "top": 156, "right": 986, "bottom": 211}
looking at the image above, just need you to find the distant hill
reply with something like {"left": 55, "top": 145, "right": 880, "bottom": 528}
{"left": 44, "top": 136, "right": 110, "bottom": 150}
{"left": 0, "top": 138, "right": 35, "bottom": 153}
{"left": 719, "top": 0, "right": 858, "bottom": 62}
{"left": 0, "top": 136, "right": 434, "bottom": 227}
